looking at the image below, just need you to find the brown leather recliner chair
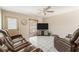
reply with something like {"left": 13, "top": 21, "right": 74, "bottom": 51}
{"left": 0, "top": 30, "right": 43, "bottom": 52}
{"left": 73, "top": 36, "right": 79, "bottom": 52}
{"left": 54, "top": 29, "right": 79, "bottom": 52}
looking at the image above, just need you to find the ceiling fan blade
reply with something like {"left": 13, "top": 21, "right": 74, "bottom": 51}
{"left": 46, "top": 11, "right": 54, "bottom": 12}
{"left": 45, "top": 6, "right": 51, "bottom": 11}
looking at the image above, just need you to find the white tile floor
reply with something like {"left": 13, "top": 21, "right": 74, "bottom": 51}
{"left": 29, "top": 36, "right": 58, "bottom": 52}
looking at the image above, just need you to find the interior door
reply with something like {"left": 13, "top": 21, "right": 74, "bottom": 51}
{"left": 29, "top": 19, "right": 38, "bottom": 37}
{"left": 4, "top": 16, "right": 19, "bottom": 36}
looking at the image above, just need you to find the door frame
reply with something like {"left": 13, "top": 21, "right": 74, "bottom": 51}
{"left": 29, "top": 18, "right": 38, "bottom": 37}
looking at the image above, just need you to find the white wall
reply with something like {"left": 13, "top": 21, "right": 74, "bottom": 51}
{"left": 44, "top": 10, "right": 79, "bottom": 38}
{"left": 0, "top": 9, "right": 2, "bottom": 29}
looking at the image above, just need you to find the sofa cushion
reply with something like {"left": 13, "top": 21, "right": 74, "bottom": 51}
{"left": 66, "top": 34, "right": 72, "bottom": 38}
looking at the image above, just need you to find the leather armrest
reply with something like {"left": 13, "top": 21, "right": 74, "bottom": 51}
{"left": 11, "top": 35, "right": 26, "bottom": 43}
{"left": 14, "top": 42, "right": 31, "bottom": 51}
{"left": 0, "top": 45, "right": 8, "bottom": 52}
{"left": 12, "top": 38, "right": 25, "bottom": 43}
{"left": 11, "top": 35, "right": 22, "bottom": 39}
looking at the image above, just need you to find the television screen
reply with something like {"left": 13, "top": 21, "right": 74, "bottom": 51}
{"left": 37, "top": 23, "right": 48, "bottom": 30}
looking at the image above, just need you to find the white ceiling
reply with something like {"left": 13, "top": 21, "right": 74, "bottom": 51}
{"left": 1, "top": 6, "right": 79, "bottom": 18}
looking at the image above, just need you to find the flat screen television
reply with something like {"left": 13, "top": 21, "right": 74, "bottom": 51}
{"left": 37, "top": 23, "right": 48, "bottom": 30}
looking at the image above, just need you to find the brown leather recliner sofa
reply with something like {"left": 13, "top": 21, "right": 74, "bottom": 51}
{"left": 0, "top": 30, "right": 43, "bottom": 52}
{"left": 54, "top": 29, "right": 79, "bottom": 52}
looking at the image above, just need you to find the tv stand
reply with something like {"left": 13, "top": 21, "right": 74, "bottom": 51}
{"left": 37, "top": 30, "right": 51, "bottom": 36}
{"left": 41, "top": 31, "right": 44, "bottom": 36}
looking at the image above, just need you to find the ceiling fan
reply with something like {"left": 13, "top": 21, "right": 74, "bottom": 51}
{"left": 39, "top": 6, "right": 54, "bottom": 15}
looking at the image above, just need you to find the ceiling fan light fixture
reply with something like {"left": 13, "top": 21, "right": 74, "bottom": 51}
{"left": 38, "top": 6, "right": 54, "bottom": 16}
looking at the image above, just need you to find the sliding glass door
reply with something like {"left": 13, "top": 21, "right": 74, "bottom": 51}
{"left": 29, "top": 19, "right": 38, "bottom": 37}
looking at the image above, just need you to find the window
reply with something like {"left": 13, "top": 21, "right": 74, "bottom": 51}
{"left": 8, "top": 17, "right": 17, "bottom": 29}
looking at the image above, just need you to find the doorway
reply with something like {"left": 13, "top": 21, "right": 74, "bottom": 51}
{"left": 29, "top": 19, "right": 38, "bottom": 37}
